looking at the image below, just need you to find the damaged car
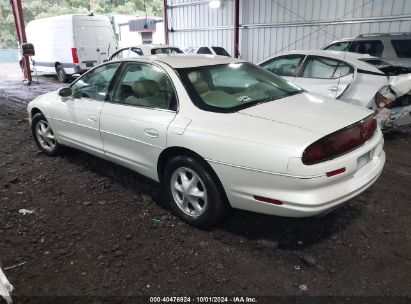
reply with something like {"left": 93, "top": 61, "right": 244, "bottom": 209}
{"left": 259, "top": 50, "right": 411, "bottom": 130}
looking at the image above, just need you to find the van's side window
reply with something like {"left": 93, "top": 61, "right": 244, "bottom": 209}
{"left": 71, "top": 63, "right": 120, "bottom": 101}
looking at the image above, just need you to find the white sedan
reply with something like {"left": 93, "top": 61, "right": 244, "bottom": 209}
{"left": 106, "top": 44, "right": 183, "bottom": 61}
{"left": 259, "top": 50, "right": 411, "bottom": 129}
{"left": 27, "top": 55, "right": 385, "bottom": 227}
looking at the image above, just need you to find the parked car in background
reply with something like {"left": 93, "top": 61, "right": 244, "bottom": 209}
{"left": 184, "top": 46, "right": 231, "bottom": 57}
{"left": 323, "top": 32, "right": 411, "bottom": 67}
{"left": 27, "top": 55, "right": 385, "bottom": 227}
{"left": 259, "top": 50, "right": 411, "bottom": 129}
{"left": 107, "top": 44, "right": 183, "bottom": 61}
{"left": 26, "top": 14, "right": 117, "bottom": 83}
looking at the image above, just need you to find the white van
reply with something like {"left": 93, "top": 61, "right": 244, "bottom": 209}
{"left": 26, "top": 14, "right": 117, "bottom": 82}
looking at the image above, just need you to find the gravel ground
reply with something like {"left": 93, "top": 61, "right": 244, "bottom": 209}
{"left": 0, "top": 63, "right": 410, "bottom": 302}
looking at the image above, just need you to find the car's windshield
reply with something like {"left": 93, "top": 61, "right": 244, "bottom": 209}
{"left": 151, "top": 47, "right": 183, "bottom": 55}
{"left": 177, "top": 62, "right": 303, "bottom": 112}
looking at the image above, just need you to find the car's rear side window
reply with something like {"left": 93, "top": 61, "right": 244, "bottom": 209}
{"left": 301, "top": 56, "right": 353, "bottom": 79}
{"left": 111, "top": 63, "right": 175, "bottom": 110}
{"left": 391, "top": 40, "right": 411, "bottom": 58}
{"left": 212, "top": 47, "right": 230, "bottom": 56}
{"left": 260, "top": 55, "right": 305, "bottom": 77}
{"left": 197, "top": 47, "right": 212, "bottom": 55}
{"left": 348, "top": 40, "right": 384, "bottom": 57}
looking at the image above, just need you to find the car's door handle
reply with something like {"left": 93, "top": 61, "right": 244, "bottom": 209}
{"left": 87, "top": 114, "right": 98, "bottom": 122}
{"left": 328, "top": 86, "right": 342, "bottom": 92}
{"left": 144, "top": 128, "right": 159, "bottom": 138}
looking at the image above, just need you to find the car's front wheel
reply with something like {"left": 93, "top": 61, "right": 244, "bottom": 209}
{"left": 31, "top": 113, "right": 61, "bottom": 156}
{"left": 163, "top": 155, "right": 229, "bottom": 228}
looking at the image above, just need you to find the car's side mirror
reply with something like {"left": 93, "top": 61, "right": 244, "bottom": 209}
{"left": 57, "top": 87, "right": 72, "bottom": 97}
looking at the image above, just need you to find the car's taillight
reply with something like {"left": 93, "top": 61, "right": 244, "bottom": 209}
{"left": 302, "top": 114, "right": 376, "bottom": 165}
{"left": 71, "top": 48, "right": 79, "bottom": 64}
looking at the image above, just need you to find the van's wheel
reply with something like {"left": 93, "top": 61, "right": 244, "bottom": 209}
{"left": 56, "top": 65, "right": 70, "bottom": 83}
{"left": 31, "top": 113, "right": 62, "bottom": 156}
{"left": 163, "top": 155, "right": 229, "bottom": 228}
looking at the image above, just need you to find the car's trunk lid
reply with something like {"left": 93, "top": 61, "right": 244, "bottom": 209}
{"left": 239, "top": 92, "right": 372, "bottom": 135}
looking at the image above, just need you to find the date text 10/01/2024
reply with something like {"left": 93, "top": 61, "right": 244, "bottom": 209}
{"left": 149, "top": 297, "right": 258, "bottom": 303}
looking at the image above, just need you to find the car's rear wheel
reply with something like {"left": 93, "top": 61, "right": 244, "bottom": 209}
{"left": 56, "top": 65, "right": 70, "bottom": 83}
{"left": 163, "top": 155, "right": 228, "bottom": 228}
{"left": 31, "top": 113, "right": 61, "bottom": 156}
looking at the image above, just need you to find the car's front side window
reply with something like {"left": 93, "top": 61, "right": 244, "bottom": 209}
{"left": 260, "top": 55, "right": 304, "bottom": 76}
{"left": 70, "top": 63, "right": 120, "bottom": 101}
{"left": 177, "top": 62, "right": 303, "bottom": 112}
{"left": 324, "top": 41, "right": 350, "bottom": 51}
{"left": 111, "top": 49, "right": 129, "bottom": 60}
{"left": 111, "top": 62, "right": 175, "bottom": 110}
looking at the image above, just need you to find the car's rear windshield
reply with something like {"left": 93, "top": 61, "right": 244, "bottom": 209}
{"left": 359, "top": 58, "right": 411, "bottom": 75}
{"left": 391, "top": 40, "right": 411, "bottom": 58}
{"left": 212, "top": 47, "right": 230, "bottom": 56}
{"left": 151, "top": 48, "right": 183, "bottom": 55}
{"left": 176, "top": 62, "right": 303, "bottom": 113}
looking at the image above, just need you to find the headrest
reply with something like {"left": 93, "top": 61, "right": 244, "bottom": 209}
{"left": 132, "top": 79, "right": 160, "bottom": 97}
{"left": 192, "top": 80, "right": 209, "bottom": 95}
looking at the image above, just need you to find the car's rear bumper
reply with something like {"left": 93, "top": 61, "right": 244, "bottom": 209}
{"left": 209, "top": 130, "right": 385, "bottom": 217}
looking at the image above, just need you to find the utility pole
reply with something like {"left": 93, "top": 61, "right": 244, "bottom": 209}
{"left": 163, "top": 0, "right": 169, "bottom": 44}
{"left": 234, "top": 0, "right": 239, "bottom": 58}
{"left": 10, "top": 0, "right": 32, "bottom": 84}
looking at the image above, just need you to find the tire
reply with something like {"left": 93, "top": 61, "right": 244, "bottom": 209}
{"left": 31, "top": 113, "right": 62, "bottom": 156}
{"left": 56, "top": 65, "right": 70, "bottom": 83}
{"left": 163, "top": 155, "right": 229, "bottom": 228}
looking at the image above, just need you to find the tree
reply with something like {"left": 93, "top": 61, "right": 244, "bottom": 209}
{"left": 0, "top": 0, "right": 164, "bottom": 48}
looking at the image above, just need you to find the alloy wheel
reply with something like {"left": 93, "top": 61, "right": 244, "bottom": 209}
{"left": 35, "top": 120, "right": 56, "bottom": 151}
{"left": 170, "top": 167, "right": 208, "bottom": 217}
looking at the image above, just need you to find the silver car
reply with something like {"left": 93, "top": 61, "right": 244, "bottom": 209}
{"left": 323, "top": 32, "right": 411, "bottom": 68}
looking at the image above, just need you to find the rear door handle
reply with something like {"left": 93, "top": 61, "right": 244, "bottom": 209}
{"left": 328, "top": 86, "right": 341, "bottom": 92}
{"left": 144, "top": 128, "right": 159, "bottom": 138}
{"left": 87, "top": 114, "right": 98, "bottom": 122}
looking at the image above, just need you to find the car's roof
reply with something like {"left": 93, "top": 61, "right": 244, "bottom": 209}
{"left": 263, "top": 50, "right": 383, "bottom": 73}
{"left": 141, "top": 44, "right": 180, "bottom": 49}
{"left": 120, "top": 44, "right": 181, "bottom": 50}
{"left": 120, "top": 54, "right": 242, "bottom": 68}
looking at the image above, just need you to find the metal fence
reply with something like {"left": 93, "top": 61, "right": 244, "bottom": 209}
{"left": 166, "top": 0, "right": 411, "bottom": 63}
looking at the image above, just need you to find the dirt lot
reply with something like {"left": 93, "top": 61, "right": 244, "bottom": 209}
{"left": 0, "top": 63, "right": 410, "bottom": 302}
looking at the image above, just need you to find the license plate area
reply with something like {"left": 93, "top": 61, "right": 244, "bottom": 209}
{"left": 357, "top": 151, "right": 371, "bottom": 170}
{"left": 86, "top": 62, "right": 94, "bottom": 68}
